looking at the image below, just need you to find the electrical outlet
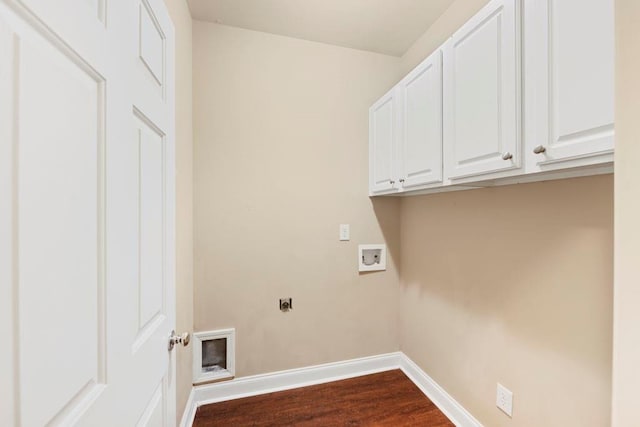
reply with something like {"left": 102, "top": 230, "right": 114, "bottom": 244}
{"left": 279, "top": 298, "right": 292, "bottom": 312}
{"left": 496, "top": 383, "right": 513, "bottom": 417}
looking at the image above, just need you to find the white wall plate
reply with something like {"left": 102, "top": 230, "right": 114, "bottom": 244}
{"left": 358, "top": 244, "right": 387, "bottom": 272}
{"left": 193, "top": 328, "right": 236, "bottom": 384}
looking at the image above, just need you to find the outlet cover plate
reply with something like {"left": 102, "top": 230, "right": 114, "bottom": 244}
{"left": 496, "top": 383, "right": 513, "bottom": 417}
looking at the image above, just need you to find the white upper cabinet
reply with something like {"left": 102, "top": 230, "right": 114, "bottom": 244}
{"left": 397, "top": 49, "right": 443, "bottom": 189}
{"left": 443, "top": 0, "right": 521, "bottom": 180}
{"left": 369, "top": 89, "right": 397, "bottom": 194}
{"left": 368, "top": 0, "right": 615, "bottom": 196}
{"left": 524, "top": 0, "right": 614, "bottom": 170}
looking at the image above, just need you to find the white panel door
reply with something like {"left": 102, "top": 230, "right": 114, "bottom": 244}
{"left": 525, "top": 0, "right": 614, "bottom": 169}
{"left": 443, "top": 0, "right": 520, "bottom": 180}
{"left": 397, "top": 49, "right": 443, "bottom": 189}
{"left": 128, "top": 1, "right": 177, "bottom": 425}
{"left": 369, "top": 89, "right": 397, "bottom": 195}
{"left": 0, "top": 0, "right": 176, "bottom": 425}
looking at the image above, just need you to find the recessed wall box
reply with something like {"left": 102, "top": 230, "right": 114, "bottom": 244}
{"left": 358, "top": 244, "right": 386, "bottom": 272}
{"left": 193, "top": 328, "right": 235, "bottom": 384}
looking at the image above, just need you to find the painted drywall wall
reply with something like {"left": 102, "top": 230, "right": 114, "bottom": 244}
{"left": 193, "top": 21, "right": 401, "bottom": 377}
{"left": 398, "top": 1, "right": 613, "bottom": 425}
{"left": 612, "top": 0, "right": 640, "bottom": 425}
{"left": 162, "top": 0, "right": 193, "bottom": 422}
{"left": 400, "top": 177, "right": 613, "bottom": 427}
{"left": 399, "top": 0, "right": 489, "bottom": 74}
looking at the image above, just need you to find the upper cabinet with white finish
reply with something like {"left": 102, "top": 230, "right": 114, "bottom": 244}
{"left": 397, "top": 49, "right": 444, "bottom": 190}
{"left": 368, "top": 0, "right": 614, "bottom": 197}
{"left": 443, "top": 0, "right": 521, "bottom": 181}
{"left": 369, "top": 89, "right": 397, "bottom": 194}
{"left": 369, "top": 49, "right": 444, "bottom": 196}
{"left": 524, "top": 0, "right": 614, "bottom": 171}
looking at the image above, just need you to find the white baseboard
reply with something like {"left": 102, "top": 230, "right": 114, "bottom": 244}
{"left": 194, "top": 352, "right": 401, "bottom": 407}
{"left": 179, "top": 352, "right": 482, "bottom": 427}
{"left": 179, "top": 388, "right": 196, "bottom": 427}
{"left": 398, "top": 353, "right": 483, "bottom": 427}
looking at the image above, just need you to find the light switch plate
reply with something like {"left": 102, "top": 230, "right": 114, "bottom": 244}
{"left": 496, "top": 383, "right": 513, "bottom": 417}
{"left": 339, "top": 224, "right": 350, "bottom": 241}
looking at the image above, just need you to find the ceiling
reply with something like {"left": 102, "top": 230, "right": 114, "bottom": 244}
{"left": 187, "top": 0, "right": 456, "bottom": 57}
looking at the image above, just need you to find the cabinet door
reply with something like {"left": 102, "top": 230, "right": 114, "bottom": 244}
{"left": 525, "top": 0, "right": 614, "bottom": 169}
{"left": 397, "top": 50, "right": 443, "bottom": 189}
{"left": 369, "top": 90, "right": 397, "bottom": 194}
{"left": 444, "top": 0, "right": 520, "bottom": 180}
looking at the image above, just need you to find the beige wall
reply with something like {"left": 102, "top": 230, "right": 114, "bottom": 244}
{"left": 188, "top": 2, "right": 617, "bottom": 426}
{"left": 398, "top": 1, "right": 613, "bottom": 426}
{"left": 400, "top": 0, "right": 489, "bottom": 74}
{"left": 400, "top": 177, "right": 613, "bottom": 427}
{"left": 612, "top": 0, "right": 640, "bottom": 425}
{"left": 192, "top": 21, "right": 401, "bottom": 377}
{"left": 163, "top": 0, "right": 193, "bottom": 422}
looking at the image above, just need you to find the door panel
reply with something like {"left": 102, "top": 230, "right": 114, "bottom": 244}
{"left": 0, "top": 0, "right": 176, "bottom": 424}
{"left": 130, "top": 0, "right": 176, "bottom": 425}
{"left": 139, "top": 0, "right": 165, "bottom": 91}
{"left": 454, "top": 14, "right": 500, "bottom": 161}
{"left": 0, "top": 16, "right": 15, "bottom": 424}
{"left": 369, "top": 91, "right": 396, "bottom": 194}
{"left": 526, "top": 0, "right": 614, "bottom": 167}
{"left": 137, "top": 114, "right": 166, "bottom": 332}
{"left": 135, "top": 0, "right": 168, "bottom": 126}
{"left": 444, "top": 0, "right": 520, "bottom": 179}
{"left": 136, "top": 383, "right": 164, "bottom": 427}
{"left": 16, "top": 0, "right": 107, "bottom": 71}
{"left": 1, "top": 5, "right": 107, "bottom": 426}
{"left": 398, "top": 50, "right": 443, "bottom": 189}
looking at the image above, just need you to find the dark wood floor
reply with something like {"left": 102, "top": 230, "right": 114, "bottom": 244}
{"left": 194, "top": 369, "right": 454, "bottom": 426}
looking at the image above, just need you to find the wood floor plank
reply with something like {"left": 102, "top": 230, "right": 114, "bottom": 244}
{"left": 193, "top": 369, "right": 454, "bottom": 426}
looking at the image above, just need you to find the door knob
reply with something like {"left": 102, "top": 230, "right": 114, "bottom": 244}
{"left": 533, "top": 145, "right": 546, "bottom": 154}
{"left": 168, "top": 330, "right": 191, "bottom": 351}
{"left": 501, "top": 152, "right": 513, "bottom": 160}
